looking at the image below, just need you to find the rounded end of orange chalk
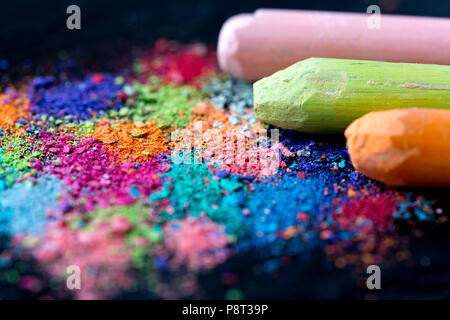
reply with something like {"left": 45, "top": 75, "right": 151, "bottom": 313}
{"left": 345, "top": 108, "right": 450, "bottom": 187}
{"left": 217, "top": 13, "right": 253, "bottom": 80}
{"left": 344, "top": 111, "right": 409, "bottom": 186}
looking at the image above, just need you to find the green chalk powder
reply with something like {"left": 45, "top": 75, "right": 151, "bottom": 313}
{"left": 18, "top": 118, "right": 97, "bottom": 136}
{"left": 84, "top": 205, "right": 149, "bottom": 225}
{"left": 72, "top": 120, "right": 97, "bottom": 135}
{"left": 225, "top": 289, "right": 243, "bottom": 300}
{"left": 0, "top": 136, "right": 43, "bottom": 189}
{"left": 110, "top": 83, "right": 204, "bottom": 129}
{"left": 0, "top": 136, "right": 42, "bottom": 171}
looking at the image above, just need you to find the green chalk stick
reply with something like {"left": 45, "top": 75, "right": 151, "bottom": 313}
{"left": 254, "top": 57, "right": 450, "bottom": 134}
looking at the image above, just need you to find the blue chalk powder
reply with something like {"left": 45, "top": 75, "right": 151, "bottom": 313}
{"left": 0, "top": 175, "right": 62, "bottom": 236}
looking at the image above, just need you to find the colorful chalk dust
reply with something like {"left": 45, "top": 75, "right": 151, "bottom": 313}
{"left": 0, "top": 40, "right": 447, "bottom": 300}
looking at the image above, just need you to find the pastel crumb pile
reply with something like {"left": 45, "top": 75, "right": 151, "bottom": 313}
{"left": 0, "top": 40, "right": 445, "bottom": 300}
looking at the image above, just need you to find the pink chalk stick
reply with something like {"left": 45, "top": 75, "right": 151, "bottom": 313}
{"left": 218, "top": 9, "right": 450, "bottom": 81}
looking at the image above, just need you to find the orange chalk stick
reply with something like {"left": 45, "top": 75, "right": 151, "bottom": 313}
{"left": 345, "top": 108, "right": 450, "bottom": 187}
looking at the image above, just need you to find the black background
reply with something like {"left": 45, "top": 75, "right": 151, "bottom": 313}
{"left": 1, "top": 0, "right": 450, "bottom": 62}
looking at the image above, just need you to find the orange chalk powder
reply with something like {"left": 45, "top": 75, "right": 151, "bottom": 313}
{"left": 91, "top": 120, "right": 172, "bottom": 162}
{"left": 0, "top": 93, "right": 30, "bottom": 130}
